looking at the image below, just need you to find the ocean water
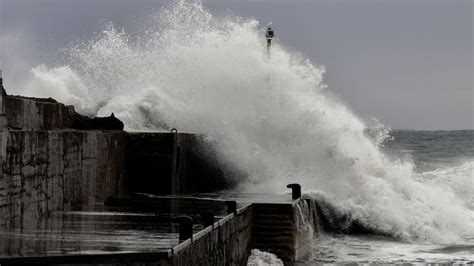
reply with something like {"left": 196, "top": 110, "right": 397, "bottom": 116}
{"left": 303, "top": 130, "right": 473, "bottom": 264}
{"left": 14, "top": 0, "right": 473, "bottom": 263}
{"left": 383, "top": 130, "right": 473, "bottom": 173}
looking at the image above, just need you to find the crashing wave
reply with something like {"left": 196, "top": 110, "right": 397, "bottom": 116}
{"left": 18, "top": 0, "right": 474, "bottom": 243}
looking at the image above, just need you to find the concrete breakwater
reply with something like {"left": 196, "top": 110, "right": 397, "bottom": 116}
{"left": 0, "top": 130, "right": 126, "bottom": 228}
{"left": 169, "top": 199, "right": 313, "bottom": 265}
{"left": 0, "top": 83, "right": 316, "bottom": 265}
{"left": 0, "top": 85, "right": 227, "bottom": 228}
{"left": 0, "top": 197, "right": 313, "bottom": 265}
{"left": 0, "top": 86, "right": 127, "bottom": 228}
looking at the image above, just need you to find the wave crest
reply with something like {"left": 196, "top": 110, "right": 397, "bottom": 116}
{"left": 18, "top": 0, "right": 474, "bottom": 243}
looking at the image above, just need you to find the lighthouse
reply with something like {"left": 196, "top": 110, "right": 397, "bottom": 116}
{"left": 265, "top": 22, "right": 274, "bottom": 54}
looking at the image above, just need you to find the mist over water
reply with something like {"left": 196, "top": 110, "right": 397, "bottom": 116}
{"left": 19, "top": 0, "right": 473, "bottom": 244}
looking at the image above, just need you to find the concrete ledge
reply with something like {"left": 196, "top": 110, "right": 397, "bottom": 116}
{"left": 251, "top": 199, "right": 311, "bottom": 264}
{"left": 237, "top": 203, "right": 252, "bottom": 215}
{"left": 0, "top": 251, "right": 171, "bottom": 264}
{"left": 172, "top": 238, "right": 193, "bottom": 255}
{"left": 193, "top": 225, "right": 214, "bottom": 241}
{"left": 167, "top": 200, "right": 311, "bottom": 265}
{"left": 218, "top": 213, "right": 235, "bottom": 225}
{"left": 169, "top": 204, "right": 252, "bottom": 265}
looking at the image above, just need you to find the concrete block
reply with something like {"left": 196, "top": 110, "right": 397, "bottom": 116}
{"left": 0, "top": 130, "right": 127, "bottom": 227}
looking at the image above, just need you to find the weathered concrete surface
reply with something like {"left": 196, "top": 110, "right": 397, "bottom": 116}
{"left": 0, "top": 252, "right": 171, "bottom": 265}
{"left": 105, "top": 195, "right": 230, "bottom": 219}
{"left": 169, "top": 200, "right": 310, "bottom": 265}
{"left": 6, "top": 95, "right": 72, "bottom": 130}
{"left": 171, "top": 205, "right": 253, "bottom": 266}
{"left": 0, "top": 210, "right": 179, "bottom": 259}
{"left": 127, "top": 133, "right": 236, "bottom": 195}
{"left": 0, "top": 130, "right": 127, "bottom": 228}
{"left": 0, "top": 197, "right": 252, "bottom": 265}
{"left": 0, "top": 86, "right": 127, "bottom": 229}
{"left": 252, "top": 200, "right": 312, "bottom": 264}
{"left": 0, "top": 84, "right": 313, "bottom": 265}
{"left": 5, "top": 94, "right": 123, "bottom": 131}
{"left": 1, "top": 86, "right": 8, "bottom": 176}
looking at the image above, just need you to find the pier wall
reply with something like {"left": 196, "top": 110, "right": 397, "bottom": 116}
{"left": 252, "top": 200, "right": 312, "bottom": 264}
{"left": 0, "top": 87, "right": 127, "bottom": 228}
{"left": 0, "top": 85, "right": 314, "bottom": 265}
{"left": 171, "top": 205, "right": 253, "bottom": 266}
{"left": 5, "top": 95, "right": 72, "bottom": 130}
{"left": 168, "top": 200, "right": 312, "bottom": 265}
{"left": 0, "top": 130, "right": 127, "bottom": 228}
{"left": 0, "top": 85, "right": 235, "bottom": 230}
{"left": 127, "top": 133, "right": 234, "bottom": 195}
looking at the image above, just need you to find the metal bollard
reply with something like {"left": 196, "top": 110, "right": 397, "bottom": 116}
{"left": 201, "top": 211, "right": 215, "bottom": 228}
{"left": 172, "top": 216, "right": 193, "bottom": 241}
{"left": 287, "top": 183, "right": 301, "bottom": 200}
{"left": 225, "top": 201, "right": 237, "bottom": 215}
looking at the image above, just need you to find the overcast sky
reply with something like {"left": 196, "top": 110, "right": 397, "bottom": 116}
{"left": 0, "top": 0, "right": 472, "bottom": 130}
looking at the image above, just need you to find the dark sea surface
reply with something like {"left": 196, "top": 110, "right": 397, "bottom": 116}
{"left": 383, "top": 130, "right": 473, "bottom": 172}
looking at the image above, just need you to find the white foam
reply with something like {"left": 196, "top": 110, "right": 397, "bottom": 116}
{"left": 311, "top": 234, "right": 474, "bottom": 264}
{"left": 419, "top": 161, "right": 474, "bottom": 209}
{"left": 247, "top": 249, "right": 283, "bottom": 266}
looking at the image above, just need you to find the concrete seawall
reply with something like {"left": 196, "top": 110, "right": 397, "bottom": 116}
{"left": 0, "top": 88, "right": 232, "bottom": 228}
{"left": 5, "top": 95, "right": 72, "bottom": 130}
{"left": 0, "top": 86, "right": 127, "bottom": 228}
{"left": 127, "top": 132, "right": 237, "bottom": 195}
{"left": 252, "top": 200, "right": 312, "bottom": 264}
{"left": 171, "top": 205, "right": 253, "bottom": 266}
{"left": 0, "top": 84, "right": 317, "bottom": 265}
{"left": 151, "top": 199, "right": 312, "bottom": 265}
{"left": 0, "top": 130, "right": 127, "bottom": 228}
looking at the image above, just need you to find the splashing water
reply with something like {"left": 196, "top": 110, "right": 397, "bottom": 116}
{"left": 247, "top": 249, "right": 283, "bottom": 266}
{"left": 21, "top": 0, "right": 473, "bottom": 243}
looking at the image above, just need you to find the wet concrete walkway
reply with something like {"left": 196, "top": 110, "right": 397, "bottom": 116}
{"left": 0, "top": 195, "right": 231, "bottom": 262}
{"left": 0, "top": 193, "right": 294, "bottom": 264}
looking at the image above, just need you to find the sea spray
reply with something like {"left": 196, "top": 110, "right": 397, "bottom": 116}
{"left": 247, "top": 249, "right": 283, "bottom": 266}
{"left": 19, "top": 0, "right": 474, "bottom": 243}
{"left": 294, "top": 200, "right": 318, "bottom": 258}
